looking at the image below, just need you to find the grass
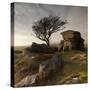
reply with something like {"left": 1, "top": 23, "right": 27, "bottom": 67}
{"left": 14, "top": 53, "right": 53, "bottom": 84}
{"left": 43, "top": 50, "right": 87, "bottom": 85}
{"left": 14, "top": 49, "right": 88, "bottom": 86}
{"left": 54, "top": 50, "right": 88, "bottom": 84}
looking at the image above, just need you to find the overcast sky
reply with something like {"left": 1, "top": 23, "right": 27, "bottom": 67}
{"left": 12, "top": 2, "right": 88, "bottom": 46}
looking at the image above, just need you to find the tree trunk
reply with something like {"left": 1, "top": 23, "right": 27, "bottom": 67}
{"left": 46, "top": 39, "right": 50, "bottom": 47}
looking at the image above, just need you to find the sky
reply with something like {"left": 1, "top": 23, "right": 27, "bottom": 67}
{"left": 11, "top": 2, "right": 88, "bottom": 46}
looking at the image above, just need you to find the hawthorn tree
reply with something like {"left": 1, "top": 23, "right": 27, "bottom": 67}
{"left": 32, "top": 16, "right": 67, "bottom": 47}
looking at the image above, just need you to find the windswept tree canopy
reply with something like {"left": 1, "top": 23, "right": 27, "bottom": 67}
{"left": 32, "top": 16, "right": 67, "bottom": 46}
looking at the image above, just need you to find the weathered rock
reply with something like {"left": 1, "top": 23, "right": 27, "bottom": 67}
{"left": 61, "top": 30, "right": 81, "bottom": 40}
{"left": 38, "top": 54, "right": 64, "bottom": 80}
{"left": 58, "top": 40, "right": 64, "bottom": 51}
{"left": 15, "top": 54, "right": 64, "bottom": 87}
{"left": 65, "top": 80, "right": 72, "bottom": 84}
{"left": 58, "top": 30, "right": 84, "bottom": 51}
{"left": 15, "top": 74, "right": 38, "bottom": 87}
{"left": 71, "top": 53, "right": 87, "bottom": 63}
{"left": 25, "top": 42, "right": 55, "bottom": 53}
{"left": 60, "top": 73, "right": 81, "bottom": 84}
{"left": 71, "top": 77, "right": 80, "bottom": 84}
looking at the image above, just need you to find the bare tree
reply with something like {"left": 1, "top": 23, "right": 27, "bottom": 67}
{"left": 32, "top": 16, "right": 67, "bottom": 47}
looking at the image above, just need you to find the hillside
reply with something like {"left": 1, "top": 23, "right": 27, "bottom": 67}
{"left": 13, "top": 48, "right": 87, "bottom": 87}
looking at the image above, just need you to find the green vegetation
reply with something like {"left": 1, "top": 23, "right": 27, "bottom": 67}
{"left": 14, "top": 48, "right": 88, "bottom": 86}
{"left": 55, "top": 50, "right": 87, "bottom": 84}
{"left": 14, "top": 52, "right": 53, "bottom": 84}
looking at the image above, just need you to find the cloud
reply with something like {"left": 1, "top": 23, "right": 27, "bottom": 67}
{"left": 12, "top": 2, "right": 87, "bottom": 46}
